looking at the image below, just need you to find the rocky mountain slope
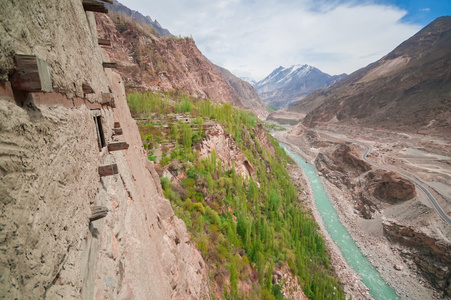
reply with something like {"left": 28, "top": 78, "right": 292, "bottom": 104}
{"left": 105, "top": 0, "right": 173, "bottom": 37}
{"left": 255, "top": 64, "right": 346, "bottom": 109}
{"left": 95, "top": 10, "right": 268, "bottom": 119}
{"left": 296, "top": 17, "right": 451, "bottom": 139}
{"left": 0, "top": 1, "right": 209, "bottom": 298}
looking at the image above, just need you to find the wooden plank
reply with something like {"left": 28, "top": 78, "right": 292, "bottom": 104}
{"left": 101, "top": 92, "right": 115, "bottom": 107}
{"left": 82, "top": 82, "right": 94, "bottom": 94}
{"left": 108, "top": 141, "right": 129, "bottom": 151}
{"left": 102, "top": 62, "right": 118, "bottom": 69}
{"left": 12, "top": 54, "right": 53, "bottom": 92}
{"left": 90, "top": 206, "right": 108, "bottom": 221}
{"left": 98, "top": 38, "right": 111, "bottom": 46}
{"left": 112, "top": 128, "right": 123, "bottom": 135}
{"left": 98, "top": 164, "right": 118, "bottom": 176}
{"left": 82, "top": 0, "right": 108, "bottom": 13}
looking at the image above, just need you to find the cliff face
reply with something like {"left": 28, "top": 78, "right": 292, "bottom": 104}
{"left": 383, "top": 218, "right": 451, "bottom": 294}
{"left": 95, "top": 13, "right": 268, "bottom": 119}
{"left": 0, "top": 1, "right": 209, "bottom": 299}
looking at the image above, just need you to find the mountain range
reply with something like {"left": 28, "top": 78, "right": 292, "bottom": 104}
{"left": 293, "top": 16, "right": 451, "bottom": 138}
{"left": 254, "top": 64, "right": 346, "bottom": 109}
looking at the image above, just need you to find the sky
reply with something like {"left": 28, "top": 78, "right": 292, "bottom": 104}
{"left": 118, "top": 0, "right": 450, "bottom": 81}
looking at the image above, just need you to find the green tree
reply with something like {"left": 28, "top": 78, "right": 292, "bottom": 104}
{"left": 181, "top": 123, "right": 192, "bottom": 150}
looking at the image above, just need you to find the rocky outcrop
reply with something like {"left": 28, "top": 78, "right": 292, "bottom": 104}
{"left": 253, "top": 123, "right": 276, "bottom": 157}
{"left": 315, "top": 143, "right": 370, "bottom": 190}
{"left": 372, "top": 171, "right": 416, "bottom": 203}
{"left": 199, "top": 124, "right": 255, "bottom": 179}
{"left": 0, "top": 1, "right": 209, "bottom": 299}
{"left": 383, "top": 218, "right": 451, "bottom": 296}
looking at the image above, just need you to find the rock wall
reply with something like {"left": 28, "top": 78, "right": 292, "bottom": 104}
{"left": 383, "top": 218, "right": 451, "bottom": 296}
{"left": 0, "top": 1, "right": 209, "bottom": 299}
{"left": 0, "top": 0, "right": 109, "bottom": 100}
{"left": 199, "top": 124, "right": 254, "bottom": 179}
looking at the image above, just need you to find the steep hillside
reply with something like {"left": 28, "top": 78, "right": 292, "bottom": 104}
{"left": 126, "top": 90, "right": 345, "bottom": 299}
{"left": 298, "top": 17, "right": 451, "bottom": 139}
{"left": 0, "top": 1, "right": 209, "bottom": 299}
{"left": 95, "top": 12, "right": 268, "bottom": 119}
{"left": 105, "top": 0, "right": 173, "bottom": 37}
{"left": 255, "top": 64, "right": 346, "bottom": 109}
{"left": 216, "top": 65, "right": 267, "bottom": 115}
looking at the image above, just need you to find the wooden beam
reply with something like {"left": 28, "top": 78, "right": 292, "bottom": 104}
{"left": 108, "top": 141, "right": 129, "bottom": 152}
{"left": 112, "top": 128, "right": 123, "bottom": 135}
{"left": 12, "top": 54, "right": 53, "bottom": 92}
{"left": 82, "top": 0, "right": 108, "bottom": 13}
{"left": 98, "top": 38, "right": 111, "bottom": 46}
{"left": 100, "top": 0, "right": 114, "bottom": 4}
{"left": 102, "top": 62, "right": 118, "bottom": 69}
{"left": 82, "top": 82, "right": 94, "bottom": 94}
{"left": 90, "top": 206, "right": 108, "bottom": 221}
{"left": 101, "top": 92, "right": 115, "bottom": 107}
{"left": 98, "top": 164, "right": 118, "bottom": 176}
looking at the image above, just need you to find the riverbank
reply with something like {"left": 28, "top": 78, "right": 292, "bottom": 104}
{"left": 275, "top": 131, "right": 438, "bottom": 300}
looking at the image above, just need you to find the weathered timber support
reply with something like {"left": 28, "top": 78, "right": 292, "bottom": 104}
{"left": 101, "top": 92, "right": 115, "bottom": 107}
{"left": 12, "top": 54, "right": 53, "bottom": 92}
{"left": 112, "top": 128, "right": 123, "bottom": 135}
{"left": 108, "top": 141, "right": 129, "bottom": 152}
{"left": 82, "top": 82, "right": 94, "bottom": 94}
{"left": 98, "top": 38, "right": 111, "bottom": 46}
{"left": 82, "top": 0, "right": 108, "bottom": 13}
{"left": 90, "top": 206, "right": 108, "bottom": 221}
{"left": 98, "top": 164, "right": 118, "bottom": 176}
{"left": 102, "top": 62, "right": 118, "bottom": 69}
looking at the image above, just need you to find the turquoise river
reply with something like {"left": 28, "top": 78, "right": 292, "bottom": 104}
{"left": 281, "top": 144, "right": 398, "bottom": 300}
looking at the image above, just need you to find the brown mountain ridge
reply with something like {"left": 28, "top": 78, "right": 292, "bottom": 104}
{"left": 95, "top": 12, "right": 268, "bottom": 118}
{"left": 293, "top": 16, "right": 451, "bottom": 139}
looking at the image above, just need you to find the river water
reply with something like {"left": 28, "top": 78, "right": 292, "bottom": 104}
{"left": 281, "top": 145, "right": 398, "bottom": 300}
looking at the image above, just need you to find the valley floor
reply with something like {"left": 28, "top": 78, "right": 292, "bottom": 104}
{"left": 273, "top": 124, "right": 451, "bottom": 300}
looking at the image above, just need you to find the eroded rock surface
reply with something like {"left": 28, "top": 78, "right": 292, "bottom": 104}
{"left": 0, "top": 1, "right": 210, "bottom": 299}
{"left": 383, "top": 218, "right": 451, "bottom": 294}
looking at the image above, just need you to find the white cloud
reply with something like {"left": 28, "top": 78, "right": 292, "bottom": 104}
{"left": 119, "top": 0, "right": 421, "bottom": 80}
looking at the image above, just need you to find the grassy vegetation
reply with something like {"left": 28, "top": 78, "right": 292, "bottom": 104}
{"left": 128, "top": 90, "right": 345, "bottom": 300}
{"left": 267, "top": 105, "right": 279, "bottom": 112}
